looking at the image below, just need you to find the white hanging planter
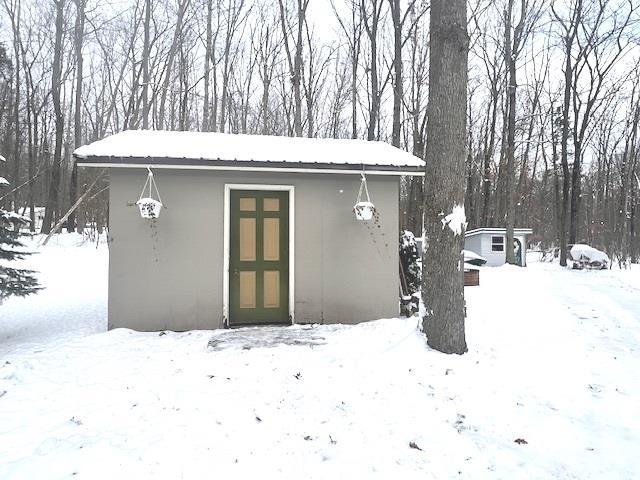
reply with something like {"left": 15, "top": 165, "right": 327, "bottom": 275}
{"left": 136, "top": 197, "right": 163, "bottom": 219}
{"left": 353, "top": 172, "right": 376, "bottom": 221}
{"left": 354, "top": 201, "right": 376, "bottom": 221}
{"left": 136, "top": 167, "right": 163, "bottom": 219}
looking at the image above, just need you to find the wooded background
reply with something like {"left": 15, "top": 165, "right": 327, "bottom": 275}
{"left": 0, "top": 0, "right": 638, "bottom": 264}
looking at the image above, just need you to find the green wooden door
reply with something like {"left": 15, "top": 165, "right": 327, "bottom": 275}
{"left": 229, "top": 190, "right": 289, "bottom": 326}
{"left": 514, "top": 238, "right": 522, "bottom": 266}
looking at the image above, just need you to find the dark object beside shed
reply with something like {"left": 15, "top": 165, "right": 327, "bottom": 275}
{"left": 464, "top": 269, "right": 479, "bottom": 287}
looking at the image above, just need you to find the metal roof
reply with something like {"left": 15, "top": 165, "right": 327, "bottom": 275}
{"left": 465, "top": 227, "right": 533, "bottom": 238}
{"left": 75, "top": 130, "right": 425, "bottom": 176}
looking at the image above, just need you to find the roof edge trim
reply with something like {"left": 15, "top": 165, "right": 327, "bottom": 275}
{"left": 76, "top": 162, "right": 425, "bottom": 177}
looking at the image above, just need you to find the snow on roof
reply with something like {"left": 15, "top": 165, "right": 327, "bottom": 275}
{"left": 74, "top": 130, "right": 425, "bottom": 174}
{"left": 465, "top": 227, "right": 533, "bottom": 237}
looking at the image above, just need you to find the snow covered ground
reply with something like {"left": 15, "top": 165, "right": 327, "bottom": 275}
{"left": 0, "top": 234, "right": 107, "bottom": 357}
{"left": 1, "top": 238, "right": 639, "bottom": 479}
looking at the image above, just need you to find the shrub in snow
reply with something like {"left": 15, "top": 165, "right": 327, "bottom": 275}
{"left": 400, "top": 230, "right": 421, "bottom": 296}
{"left": 0, "top": 184, "right": 40, "bottom": 300}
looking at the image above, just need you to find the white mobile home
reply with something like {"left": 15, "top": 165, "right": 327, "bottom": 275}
{"left": 464, "top": 228, "right": 532, "bottom": 267}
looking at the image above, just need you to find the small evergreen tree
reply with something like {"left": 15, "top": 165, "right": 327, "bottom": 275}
{"left": 399, "top": 230, "right": 421, "bottom": 294}
{"left": 0, "top": 177, "right": 40, "bottom": 300}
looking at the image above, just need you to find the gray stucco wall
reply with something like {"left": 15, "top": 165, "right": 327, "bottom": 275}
{"left": 107, "top": 168, "right": 399, "bottom": 331}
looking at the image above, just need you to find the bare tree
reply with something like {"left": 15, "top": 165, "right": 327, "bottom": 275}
{"left": 332, "top": 0, "right": 363, "bottom": 139}
{"left": 254, "top": 11, "right": 282, "bottom": 135}
{"left": 278, "top": 0, "right": 309, "bottom": 137}
{"left": 388, "top": 0, "right": 427, "bottom": 147}
{"left": 3, "top": 0, "right": 21, "bottom": 211}
{"left": 503, "top": 0, "right": 542, "bottom": 264}
{"left": 0, "top": 0, "right": 637, "bottom": 262}
{"left": 142, "top": 0, "right": 152, "bottom": 129}
{"left": 567, "top": 0, "right": 636, "bottom": 245}
{"left": 472, "top": 5, "right": 505, "bottom": 227}
{"left": 360, "top": 0, "right": 385, "bottom": 141}
{"left": 551, "top": 1, "right": 581, "bottom": 266}
{"left": 158, "top": 0, "right": 190, "bottom": 130}
{"left": 219, "top": 0, "right": 248, "bottom": 133}
{"left": 67, "top": 0, "right": 86, "bottom": 232}
{"left": 201, "top": 0, "right": 214, "bottom": 131}
{"left": 41, "top": 0, "right": 65, "bottom": 234}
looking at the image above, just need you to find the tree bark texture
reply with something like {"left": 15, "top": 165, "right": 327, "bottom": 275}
{"left": 421, "top": 0, "right": 468, "bottom": 355}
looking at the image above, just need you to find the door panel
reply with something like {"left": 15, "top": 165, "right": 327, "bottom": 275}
{"left": 263, "top": 198, "right": 280, "bottom": 212}
{"left": 263, "top": 271, "right": 280, "bottom": 308}
{"left": 239, "top": 271, "right": 256, "bottom": 308}
{"left": 239, "top": 197, "right": 256, "bottom": 211}
{"left": 263, "top": 218, "right": 280, "bottom": 261}
{"left": 239, "top": 218, "right": 256, "bottom": 261}
{"left": 229, "top": 190, "right": 289, "bottom": 325}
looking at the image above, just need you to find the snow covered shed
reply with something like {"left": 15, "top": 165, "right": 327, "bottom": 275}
{"left": 464, "top": 228, "right": 532, "bottom": 267}
{"left": 75, "top": 130, "right": 425, "bottom": 331}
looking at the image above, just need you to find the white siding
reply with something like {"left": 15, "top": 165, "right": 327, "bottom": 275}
{"left": 464, "top": 235, "right": 482, "bottom": 256}
{"left": 481, "top": 234, "right": 506, "bottom": 266}
{"left": 464, "top": 232, "right": 529, "bottom": 266}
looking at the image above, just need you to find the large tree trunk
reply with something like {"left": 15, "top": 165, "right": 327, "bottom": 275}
{"left": 260, "top": 30, "right": 271, "bottom": 135}
{"left": 219, "top": 40, "right": 230, "bottom": 132}
{"left": 366, "top": 17, "right": 379, "bottom": 141}
{"left": 421, "top": 0, "right": 468, "bottom": 355}
{"left": 158, "top": 0, "right": 188, "bottom": 130}
{"left": 552, "top": 1, "right": 582, "bottom": 267}
{"left": 202, "top": 0, "right": 212, "bottom": 131}
{"left": 559, "top": 45, "right": 572, "bottom": 267}
{"left": 389, "top": 0, "right": 402, "bottom": 147}
{"left": 569, "top": 143, "right": 582, "bottom": 244}
{"left": 504, "top": 0, "right": 516, "bottom": 265}
{"left": 350, "top": 3, "right": 360, "bottom": 139}
{"left": 20, "top": 41, "right": 36, "bottom": 232}
{"left": 7, "top": 0, "right": 21, "bottom": 212}
{"left": 292, "top": 0, "right": 306, "bottom": 137}
{"left": 481, "top": 83, "right": 499, "bottom": 227}
{"left": 41, "top": 0, "right": 65, "bottom": 234}
{"left": 68, "top": 0, "right": 85, "bottom": 233}
{"left": 549, "top": 108, "right": 562, "bottom": 241}
{"left": 142, "top": 0, "right": 151, "bottom": 129}
{"left": 278, "top": 0, "right": 308, "bottom": 137}
{"left": 361, "top": 0, "right": 383, "bottom": 141}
